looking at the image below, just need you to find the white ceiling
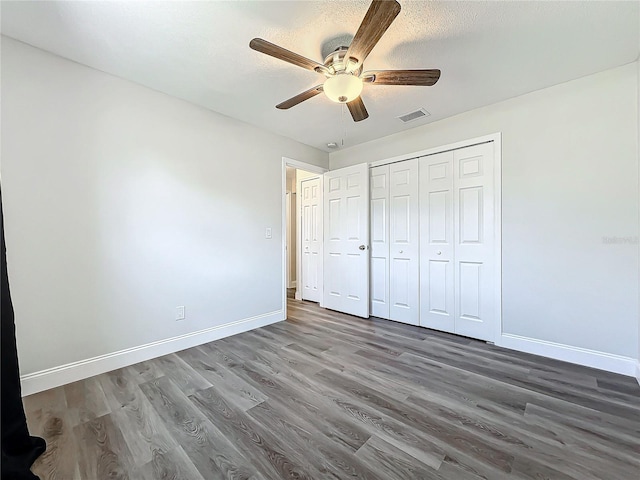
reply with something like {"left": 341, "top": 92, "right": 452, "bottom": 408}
{"left": 2, "top": 1, "right": 638, "bottom": 152}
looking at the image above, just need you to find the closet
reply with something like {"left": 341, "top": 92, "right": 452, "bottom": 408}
{"left": 370, "top": 141, "right": 498, "bottom": 341}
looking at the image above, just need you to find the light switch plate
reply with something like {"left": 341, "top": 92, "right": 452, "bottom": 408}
{"left": 265, "top": 227, "right": 272, "bottom": 239}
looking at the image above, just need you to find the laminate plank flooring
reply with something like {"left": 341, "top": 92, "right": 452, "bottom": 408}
{"left": 24, "top": 299, "right": 640, "bottom": 479}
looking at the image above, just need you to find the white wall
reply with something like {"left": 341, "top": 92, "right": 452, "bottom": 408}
{"left": 1, "top": 37, "right": 328, "bottom": 381}
{"left": 296, "top": 169, "right": 322, "bottom": 183}
{"left": 637, "top": 57, "right": 640, "bottom": 381}
{"left": 332, "top": 63, "right": 639, "bottom": 362}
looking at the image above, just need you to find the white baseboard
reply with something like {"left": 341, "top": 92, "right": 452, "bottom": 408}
{"left": 497, "top": 333, "right": 637, "bottom": 377}
{"left": 20, "top": 310, "right": 284, "bottom": 397}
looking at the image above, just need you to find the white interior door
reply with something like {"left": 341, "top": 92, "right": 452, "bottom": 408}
{"left": 370, "top": 165, "right": 390, "bottom": 318}
{"left": 419, "top": 151, "right": 455, "bottom": 333}
{"left": 389, "top": 159, "right": 419, "bottom": 325}
{"left": 300, "top": 177, "right": 321, "bottom": 302}
{"left": 323, "top": 163, "right": 370, "bottom": 318}
{"left": 453, "top": 143, "right": 495, "bottom": 341}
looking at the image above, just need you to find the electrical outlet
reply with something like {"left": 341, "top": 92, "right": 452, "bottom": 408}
{"left": 265, "top": 227, "right": 272, "bottom": 239}
{"left": 176, "top": 306, "right": 185, "bottom": 321}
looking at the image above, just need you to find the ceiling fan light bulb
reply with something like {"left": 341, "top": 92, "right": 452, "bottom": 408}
{"left": 323, "top": 74, "right": 363, "bottom": 103}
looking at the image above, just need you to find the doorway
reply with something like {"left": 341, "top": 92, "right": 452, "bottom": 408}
{"left": 282, "top": 158, "right": 327, "bottom": 318}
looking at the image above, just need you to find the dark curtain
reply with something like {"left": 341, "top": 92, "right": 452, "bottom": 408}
{"left": 1, "top": 187, "right": 45, "bottom": 480}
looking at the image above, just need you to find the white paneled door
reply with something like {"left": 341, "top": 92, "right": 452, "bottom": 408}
{"left": 323, "top": 164, "right": 370, "bottom": 318}
{"left": 369, "top": 160, "right": 419, "bottom": 325}
{"left": 453, "top": 143, "right": 495, "bottom": 340}
{"left": 419, "top": 142, "right": 496, "bottom": 341}
{"left": 300, "top": 177, "right": 322, "bottom": 302}
{"left": 419, "top": 151, "right": 455, "bottom": 333}
{"left": 370, "top": 165, "right": 390, "bottom": 318}
{"left": 389, "top": 160, "right": 419, "bottom": 325}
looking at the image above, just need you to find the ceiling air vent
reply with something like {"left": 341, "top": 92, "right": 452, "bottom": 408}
{"left": 398, "top": 108, "right": 430, "bottom": 123}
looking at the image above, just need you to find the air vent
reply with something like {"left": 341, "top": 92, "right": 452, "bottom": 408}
{"left": 398, "top": 108, "right": 430, "bottom": 123}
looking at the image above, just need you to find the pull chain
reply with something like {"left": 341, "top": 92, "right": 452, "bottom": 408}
{"left": 341, "top": 103, "right": 347, "bottom": 147}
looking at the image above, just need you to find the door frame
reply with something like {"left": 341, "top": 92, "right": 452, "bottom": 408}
{"left": 285, "top": 191, "right": 294, "bottom": 289}
{"left": 281, "top": 157, "right": 328, "bottom": 319}
{"left": 368, "top": 132, "right": 503, "bottom": 343}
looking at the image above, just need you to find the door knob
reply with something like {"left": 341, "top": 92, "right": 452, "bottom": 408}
{"left": 359, "top": 245, "right": 368, "bottom": 251}
{"left": 399, "top": 250, "right": 403, "bottom": 254}
{"left": 437, "top": 251, "right": 442, "bottom": 255}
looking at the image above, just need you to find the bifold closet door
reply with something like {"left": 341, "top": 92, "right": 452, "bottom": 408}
{"left": 453, "top": 143, "right": 495, "bottom": 341}
{"left": 370, "top": 160, "right": 419, "bottom": 325}
{"left": 419, "top": 151, "right": 455, "bottom": 333}
{"left": 419, "top": 143, "right": 496, "bottom": 342}
{"left": 370, "top": 165, "right": 390, "bottom": 318}
{"left": 389, "top": 159, "right": 419, "bottom": 325}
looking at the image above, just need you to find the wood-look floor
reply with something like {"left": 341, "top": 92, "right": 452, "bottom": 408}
{"left": 24, "top": 299, "right": 640, "bottom": 480}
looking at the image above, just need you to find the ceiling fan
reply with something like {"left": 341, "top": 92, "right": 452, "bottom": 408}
{"left": 249, "top": 0, "right": 440, "bottom": 122}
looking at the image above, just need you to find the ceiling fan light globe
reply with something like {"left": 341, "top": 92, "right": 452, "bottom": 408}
{"left": 323, "top": 74, "right": 363, "bottom": 103}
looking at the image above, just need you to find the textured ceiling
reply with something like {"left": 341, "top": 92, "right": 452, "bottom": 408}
{"left": 1, "top": 1, "right": 638, "bottom": 152}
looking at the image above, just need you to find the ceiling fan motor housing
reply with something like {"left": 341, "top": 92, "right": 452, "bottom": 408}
{"left": 323, "top": 46, "right": 363, "bottom": 76}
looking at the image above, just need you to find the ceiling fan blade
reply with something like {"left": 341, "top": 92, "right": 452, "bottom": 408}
{"left": 276, "top": 85, "right": 324, "bottom": 110}
{"left": 363, "top": 69, "right": 441, "bottom": 86}
{"left": 346, "top": 0, "right": 401, "bottom": 70}
{"left": 250, "top": 38, "right": 325, "bottom": 72}
{"left": 347, "top": 96, "right": 369, "bottom": 122}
